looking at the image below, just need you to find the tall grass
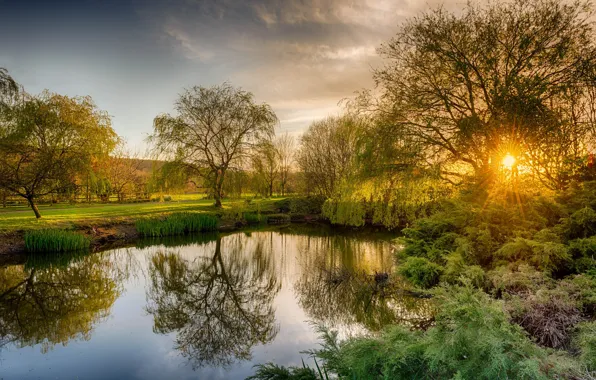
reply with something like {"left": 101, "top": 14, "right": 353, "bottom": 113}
{"left": 136, "top": 212, "right": 218, "bottom": 237}
{"left": 24, "top": 229, "right": 91, "bottom": 253}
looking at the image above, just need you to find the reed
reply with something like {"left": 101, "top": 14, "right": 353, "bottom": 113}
{"left": 136, "top": 212, "right": 218, "bottom": 237}
{"left": 24, "top": 229, "right": 91, "bottom": 253}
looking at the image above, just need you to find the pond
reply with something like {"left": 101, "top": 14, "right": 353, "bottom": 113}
{"left": 0, "top": 225, "right": 432, "bottom": 379}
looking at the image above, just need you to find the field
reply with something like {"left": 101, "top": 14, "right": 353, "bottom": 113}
{"left": 0, "top": 195, "right": 284, "bottom": 233}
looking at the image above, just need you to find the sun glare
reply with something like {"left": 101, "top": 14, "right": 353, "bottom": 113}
{"left": 503, "top": 154, "right": 516, "bottom": 169}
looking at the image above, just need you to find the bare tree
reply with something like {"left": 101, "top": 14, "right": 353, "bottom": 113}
{"left": 251, "top": 140, "right": 279, "bottom": 197}
{"left": 296, "top": 115, "right": 360, "bottom": 197}
{"left": 274, "top": 133, "right": 295, "bottom": 196}
{"left": 150, "top": 83, "right": 278, "bottom": 207}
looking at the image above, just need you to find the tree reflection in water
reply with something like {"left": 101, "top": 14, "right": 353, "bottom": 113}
{"left": 0, "top": 252, "right": 123, "bottom": 353}
{"left": 294, "top": 236, "right": 434, "bottom": 332}
{"left": 146, "top": 233, "right": 280, "bottom": 368}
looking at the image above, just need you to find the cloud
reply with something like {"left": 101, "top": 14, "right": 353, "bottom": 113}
{"left": 134, "top": 0, "right": 461, "bottom": 135}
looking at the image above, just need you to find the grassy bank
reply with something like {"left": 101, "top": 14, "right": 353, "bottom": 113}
{"left": 0, "top": 196, "right": 285, "bottom": 233}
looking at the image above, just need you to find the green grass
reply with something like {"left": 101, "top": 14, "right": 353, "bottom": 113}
{"left": 136, "top": 212, "right": 219, "bottom": 237}
{"left": 0, "top": 196, "right": 286, "bottom": 233}
{"left": 24, "top": 229, "right": 91, "bottom": 253}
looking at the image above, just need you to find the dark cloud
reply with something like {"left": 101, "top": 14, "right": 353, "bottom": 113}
{"left": 0, "top": 0, "right": 460, "bottom": 146}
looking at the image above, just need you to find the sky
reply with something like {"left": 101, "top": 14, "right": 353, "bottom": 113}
{"left": 0, "top": 0, "right": 454, "bottom": 150}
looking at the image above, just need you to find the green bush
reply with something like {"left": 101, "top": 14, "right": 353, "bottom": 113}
{"left": 24, "top": 229, "right": 91, "bottom": 253}
{"left": 244, "top": 212, "right": 265, "bottom": 225}
{"left": 495, "top": 238, "right": 571, "bottom": 274}
{"left": 565, "top": 207, "right": 596, "bottom": 240}
{"left": 290, "top": 196, "right": 327, "bottom": 215}
{"left": 221, "top": 201, "right": 246, "bottom": 222}
{"left": 136, "top": 212, "right": 218, "bottom": 237}
{"left": 398, "top": 257, "right": 443, "bottom": 289}
{"left": 442, "top": 253, "right": 485, "bottom": 288}
{"left": 574, "top": 321, "right": 596, "bottom": 371}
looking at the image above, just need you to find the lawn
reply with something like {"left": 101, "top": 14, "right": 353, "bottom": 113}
{"left": 0, "top": 196, "right": 285, "bottom": 233}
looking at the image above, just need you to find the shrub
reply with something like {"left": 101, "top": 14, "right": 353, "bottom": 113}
{"left": 442, "top": 253, "right": 485, "bottom": 288}
{"left": 221, "top": 201, "right": 246, "bottom": 222}
{"left": 24, "top": 229, "right": 91, "bottom": 253}
{"left": 275, "top": 286, "right": 566, "bottom": 380}
{"left": 136, "top": 213, "right": 218, "bottom": 237}
{"left": 290, "top": 196, "right": 327, "bottom": 215}
{"left": 574, "top": 321, "right": 596, "bottom": 371}
{"left": 565, "top": 207, "right": 596, "bottom": 240}
{"left": 273, "top": 198, "right": 291, "bottom": 213}
{"left": 398, "top": 257, "right": 443, "bottom": 289}
{"left": 487, "top": 265, "right": 551, "bottom": 296}
{"left": 244, "top": 212, "right": 265, "bottom": 225}
{"left": 495, "top": 238, "right": 571, "bottom": 274}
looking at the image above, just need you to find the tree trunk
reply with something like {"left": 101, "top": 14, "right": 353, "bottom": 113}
{"left": 2, "top": 190, "right": 6, "bottom": 208}
{"left": 213, "top": 171, "right": 225, "bottom": 208}
{"left": 26, "top": 196, "right": 42, "bottom": 219}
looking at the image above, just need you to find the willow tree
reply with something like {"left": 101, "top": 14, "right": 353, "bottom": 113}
{"left": 361, "top": 0, "right": 596, "bottom": 189}
{"left": 151, "top": 83, "right": 277, "bottom": 207}
{"left": 0, "top": 92, "right": 118, "bottom": 218}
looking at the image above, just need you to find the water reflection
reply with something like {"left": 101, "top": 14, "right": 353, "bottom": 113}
{"left": 146, "top": 234, "right": 280, "bottom": 368}
{"left": 0, "top": 228, "right": 432, "bottom": 379}
{"left": 0, "top": 252, "right": 122, "bottom": 353}
{"left": 294, "top": 235, "right": 433, "bottom": 332}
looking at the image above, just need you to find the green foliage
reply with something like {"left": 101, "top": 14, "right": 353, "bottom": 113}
{"left": 321, "top": 199, "right": 366, "bottom": 227}
{"left": 24, "top": 229, "right": 91, "bottom": 253}
{"left": 244, "top": 212, "right": 265, "bottom": 225}
{"left": 248, "top": 363, "right": 318, "bottom": 380}
{"left": 136, "top": 212, "right": 218, "bottom": 237}
{"left": 221, "top": 201, "right": 246, "bottom": 222}
{"left": 398, "top": 257, "right": 443, "bottom": 289}
{"left": 442, "top": 253, "right": 486, "bottom": 288}
{"left": 574, "top": 321, "right": 596, "bottom": 371}
{"left": 565, "top": 207, "right": 596, "bottom": 240}
{"left": 290, "top": 196, "right": 327, "bottom": 215}
{"left": 495, "top": 238, "right": 571, "bottom": 274}
{"left": 267, "top": 286, "right": 570, "bottom": 380}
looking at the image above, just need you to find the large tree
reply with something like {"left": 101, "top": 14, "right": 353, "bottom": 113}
{"left": 361, "top": 0, "right": 596, "bottom": 189}
{"left": 151, "top": 83, "right": 277, "bottom": 207}
{"left": 0, "top": 92, "right": 118, "bottom": 218}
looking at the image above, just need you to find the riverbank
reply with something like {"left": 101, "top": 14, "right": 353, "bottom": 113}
{"left": 0, "top": 212, "right": 326, "bottom": 266}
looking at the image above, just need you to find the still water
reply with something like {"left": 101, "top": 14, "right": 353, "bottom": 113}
{"left": 0, "top": 225, "right": 431, "bottom": 379}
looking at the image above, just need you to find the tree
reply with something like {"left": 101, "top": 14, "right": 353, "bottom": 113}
{"left": 102, "top": 147, "right": 145, "bottom": 202}
{"left": 296, "top": 115, "right": 360, "bottom": 197}
{"left": 275, "top": 133, "right": 295, "bottom": 196}
{"left": 151, "top": 83, "right": 278, "bottom": 207}
{"left": 0, "top": 68, "right": 18, "bottom": 101}
{"left": 361, "top": 0, "right": 596, "bottom": 189}
{"left": 251, "top": 140, "right": 279, "bottom": 197}
{"left": 146, "top": 234, "right": 280, "bottom": 368}
{"left": 0, "top": 92, "right": 118, "bottom": 217}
